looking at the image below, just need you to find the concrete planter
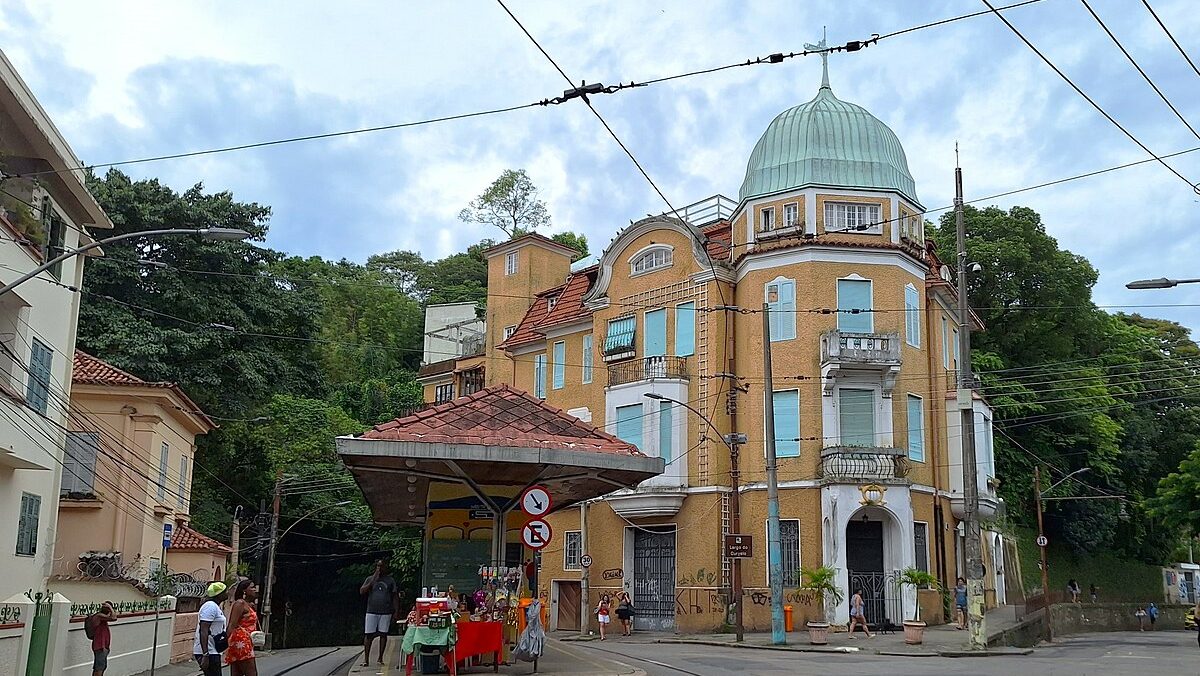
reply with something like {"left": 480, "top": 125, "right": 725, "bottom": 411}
{"left": 903, "top": 619, "right": 926, "bottom": 644}
{"left": 806, "top": 621, "right": 829, "bottom": 645}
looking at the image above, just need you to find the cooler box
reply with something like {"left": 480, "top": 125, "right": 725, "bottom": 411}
{"left": 416, "top": 597, "right": 450, "bottom": 622}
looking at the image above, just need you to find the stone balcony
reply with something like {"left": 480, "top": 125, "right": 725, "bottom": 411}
{"left": 820, "top": 330, "right": 902, "bottom": 394}
{"left": 818, "top": 446, "right": 910, "bottom": 485}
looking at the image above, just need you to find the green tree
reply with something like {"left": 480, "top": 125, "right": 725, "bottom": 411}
{"left": 551, "top": 231, "right": 590, "bottom": 261}
{"left": 458, "top": 169, "right": 550, "bottom": 238}
{"left": 1148, "top": 446, "right": 1200, "bottom": 537}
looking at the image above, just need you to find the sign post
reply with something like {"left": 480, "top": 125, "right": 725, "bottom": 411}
{"left": 723, "top": 534, "right": 753, "bottom": 559}
{"left": 150, "top": 522, "right": 172, "bottom": 676}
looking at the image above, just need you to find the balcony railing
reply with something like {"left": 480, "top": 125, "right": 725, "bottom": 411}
{"left": 821, "top": 330, "right": 902, "bottom": 366}
{"left": 607, "top": 356, "right": 689, "bottom": 387}
{"left": 819, "top": 446, "right": 910, "bottom": 483}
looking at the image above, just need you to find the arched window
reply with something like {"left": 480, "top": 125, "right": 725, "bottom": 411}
{"left": 629, "top": 246, "right": 673, "bottom": 276}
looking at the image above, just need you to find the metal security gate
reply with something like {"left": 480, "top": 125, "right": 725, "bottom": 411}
{"left": 25, "top": 592, "right": 52, "bottom": 676}
{"left": 632, "top": 527, "right": 676, "bottom": 631}
{"left": 848, "top": 571, "right": 902, "bottom": 628}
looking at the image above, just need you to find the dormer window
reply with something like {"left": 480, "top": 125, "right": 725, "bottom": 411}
{"left": 548, "top": 295, "right": 559, "bottom": 311}
{"left": 629, "top": 246, "right": 673, "bottom": 276}
{"left": 825, "top": 202, "right": 882, "bottom": 234}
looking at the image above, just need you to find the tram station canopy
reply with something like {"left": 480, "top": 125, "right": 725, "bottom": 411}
{"left": 337, "top": 384, "right": 664, "bottom": 526}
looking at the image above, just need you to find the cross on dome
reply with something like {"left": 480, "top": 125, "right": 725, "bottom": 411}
{"left": 804, "top": 26, "right": 831, "bottom": 90}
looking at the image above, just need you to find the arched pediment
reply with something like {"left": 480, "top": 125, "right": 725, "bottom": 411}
{"left": 583, "top": 215, "right": 721, "bottom": 307}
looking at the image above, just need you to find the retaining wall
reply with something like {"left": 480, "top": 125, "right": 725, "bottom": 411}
{"left": 1049, "top": 602, "right": 1191, "bottom": 636}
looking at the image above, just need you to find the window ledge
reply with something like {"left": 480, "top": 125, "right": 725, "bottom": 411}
{"left": 629, "top": 265, "right": 671, "bottom": 279}
{"left": 60, "top": 497, "right": 104, "bottom": 509}
{"left": 152, "top": 503, "right": 173, "bottom": 517}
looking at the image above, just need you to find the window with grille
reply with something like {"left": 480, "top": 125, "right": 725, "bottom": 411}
{"left": 914, "top": 522, "right": 930, "bottom": 574}
{"left": 26, "top": 339, "right": 52, "bottom": 415}
{"left": 630, "top": 247, "right": 672, "bottom": 275}
{"left": 564, "top": 531, "right": 582, "bottom": 570}
{"left": 825, "top": 202, "right": 882, "bottom": 234}
{"left": 16, "top": 492, "right": 40, "bottom": 556}
{"left": 61, "top": 431, "right": 100, "bottom": 496}
{"left": 435, "top": 383, "right": 454, "bottom": 403}
{"left": 770, "top": 519, "right": 800, "bottom": 587}
{"left": 783, "top": 203, "right": 799, "bottom": 228}
{"left": 505, "top": 251, "right": 519, "bottom": 275}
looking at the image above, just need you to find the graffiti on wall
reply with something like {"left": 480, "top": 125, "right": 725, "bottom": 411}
{"left": 673, "top": 587, "right": 817, "bottom": 616}
{"left": 675, "top": 568, "right": 719, "bottom": 587}
{"left": 601, "top": 568, "right": 624, "bottom": 581}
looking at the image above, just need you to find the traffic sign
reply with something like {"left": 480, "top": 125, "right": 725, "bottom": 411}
{"left": 724, "top": 534, "right": 753, "bottom": 559}
{"left": 521, "top": 486, "right": 552, "bottom": 517}
{"left": 522, "top": 519, "right": 553, "bottom": 550}
{"left": 1035, "top": 534, "right": 1048, "bottom": 547}
{"left": 162, "top": 523, "right": 173, "bottom": 550}
{"left": 580, "top": 554, "right": 593, "bottom": 568}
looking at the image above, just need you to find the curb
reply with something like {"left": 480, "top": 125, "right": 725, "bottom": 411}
{"left": 653, "top": 638, "right": 861, "bottom": 654}
{"left": 938, "top": 648, "right": 1034, "bottom": 657}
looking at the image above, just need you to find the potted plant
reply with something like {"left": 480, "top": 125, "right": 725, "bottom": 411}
{"left": 896, "top": 568, "right": 940, "bottom": 644}
{"left": 800, "top": 565, "right": 844, "bottom": 645}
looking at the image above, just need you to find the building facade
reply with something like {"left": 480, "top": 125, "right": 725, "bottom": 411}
{"left": 0, "top": 49, "right": 115, "bottom": 600}
{"left": 422, "top": 74, "right": 1009, "bottom": 633}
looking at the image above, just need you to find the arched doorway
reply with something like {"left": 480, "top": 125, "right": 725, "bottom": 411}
{"left": 845, "top": 506, "right": 903, "bottom": 627}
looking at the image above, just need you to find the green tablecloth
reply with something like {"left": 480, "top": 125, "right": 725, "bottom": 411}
{"left": 400, "top": 624, "right": 457, "bottom": 657}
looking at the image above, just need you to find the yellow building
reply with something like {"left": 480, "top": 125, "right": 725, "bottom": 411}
{"left": 423, "top": 71, "right": 1009, "bottom": 633}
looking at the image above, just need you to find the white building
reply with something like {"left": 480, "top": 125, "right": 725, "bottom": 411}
{"left": 422, "top": 301, "right": 484, "bottom": 365}
{"left": 0, "top": 49, "right": 114, "bottom": 599}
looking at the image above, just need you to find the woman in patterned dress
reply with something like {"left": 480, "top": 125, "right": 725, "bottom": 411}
{"left": 225, "top": 580, "right": 260, "bottom": 676}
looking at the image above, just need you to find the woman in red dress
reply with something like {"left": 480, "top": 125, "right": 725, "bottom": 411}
{"left": 225, "top": 580, "right": 260, "bottom": 675}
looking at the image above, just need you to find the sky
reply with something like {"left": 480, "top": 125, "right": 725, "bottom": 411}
{"left": 2, "top": 0, "right": 1200, "bottom": 332}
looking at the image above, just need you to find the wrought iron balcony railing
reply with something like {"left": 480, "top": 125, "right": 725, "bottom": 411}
{"left": 819, "top": 446, "right": 910, "bottom": 483}
{"left": 607, "top": 355, "right": 689, "bottom": 387}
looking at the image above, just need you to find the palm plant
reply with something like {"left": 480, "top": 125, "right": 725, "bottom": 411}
{"left": 896, "top": 568, "right": 940, "bottom": 622}
{"left": 801, "top": 565, "right": 845, "bottom": 623}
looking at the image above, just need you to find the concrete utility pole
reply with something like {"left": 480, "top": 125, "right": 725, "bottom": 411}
{"left": 579, "top": 499, "right": 590, "bottom": 636}
{"left": 726, "top": 432, "right": 747, "bottom": 642}
{"left": 262, "top": 471, "right": 283, "bottom": 648}
{"left": 230, "top": 506, "right": 242, "bottom": 581}
{"left": 954, "top": 163, "right": 987, "bottom": 650}
{"left": 761, "top": 303, "right": 786, "bottom": 645}
{"left": 1034, "top": 465, "right": 1051, "bottom": 642}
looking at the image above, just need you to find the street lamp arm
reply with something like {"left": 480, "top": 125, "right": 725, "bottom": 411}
{"left": 277, "top": 500, "right": 351, "bottom": 541}
{"left": 644, "top": 393, "right": 730, "bottom": 448}
{"left": 1043, "top": 467, "right": 1090, "bottom": 497}
{"left": 0, "top": 227, "right": 250, "bottom": 297}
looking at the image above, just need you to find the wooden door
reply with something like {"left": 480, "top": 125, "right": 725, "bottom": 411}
{"left": 557, "top": 581, "right": 581, "bottom": 631}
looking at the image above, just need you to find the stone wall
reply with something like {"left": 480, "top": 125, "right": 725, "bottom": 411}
{"left": 1049, "top": 603, "right": 1191, "bottom": 636}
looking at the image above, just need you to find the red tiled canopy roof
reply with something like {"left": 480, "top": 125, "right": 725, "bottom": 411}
{"left": 171, "top": 524, "right": 232, "bottom": 553}
{"left": 362, "top": 384, "right": 643, "bottom": 456}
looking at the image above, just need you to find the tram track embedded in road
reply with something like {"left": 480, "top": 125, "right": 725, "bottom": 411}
{"left": 574, "top": 641, "right": 707, "bottom": 676}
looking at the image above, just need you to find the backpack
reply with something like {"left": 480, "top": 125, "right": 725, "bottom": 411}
{"left": 83, "top": 615, "right": 97, "bottom": 640}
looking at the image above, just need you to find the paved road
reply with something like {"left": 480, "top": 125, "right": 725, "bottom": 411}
{"left": 574, "top": 631, "right": 1200, "bottom": 675}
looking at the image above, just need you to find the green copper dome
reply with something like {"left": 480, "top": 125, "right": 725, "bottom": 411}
{"left": 739, "top": 85, "right": 920, "bottom": 206}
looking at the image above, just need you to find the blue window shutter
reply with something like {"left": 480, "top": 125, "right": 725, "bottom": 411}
{"left": 837, "top": 279, "right": 873, "bottom": 333}
{"left": 773, "top": 390, "right": 800, "bottom": 457}
{"left": 582, "top": 335, "right": 593, "bottom": 383}
{"left": 766, "top": 283, "right": 781, "bottom": 341}
{"left": 615, "top": 404, "right": 643, "bottom": 450}
{"left": 838, "top": 388, "right": 876, "bottom": 447}
{"left": 674, "top": 303, "right": 695, "bottom": 356}
{"left": 26, "top": 340, "right": 52, "bottom": 414}
{"left": 552, "top": 342, "right": 565, "bottom": 389}
{"left": 534, "top": 354, "right": 547, "bottom": 399}
{"left": 907, "top": 395, "right": 925, "bottom": 462}
{"left": 905, "top": 285, "right": 920, "bottom": 346}
{"left": 780, "top": 280, "right": 796, "bottom": 340}
{"left": 658, "top": 401, "right": 673, "bottom": 460}
{"left": 644, "top": 309, "right": 667, "bottom": 356}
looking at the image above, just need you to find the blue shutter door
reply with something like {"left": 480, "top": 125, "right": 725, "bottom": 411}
{"left": 552, "top": 342, "right": 565, "bottom": 389}
{"left": 780, "top": 280, "right": 796, "bottom": 340}
{"left": 837, "top": 279, "right": 873, "bottom": 333}
{"left": 658, "top": 401, "right": 673, "bottom": 460}
{"left": 644, "top": 309, "right": 667, "bottom": 357}
{"left": 582, "top": 335, "right": 593, "bottom": 383}
{"left": 907, "top": 396, "right": 924, "bottom": 462}
{"left": 534, "top": 354, "right": 547, "bottom": 398}
{"left": 674, "top": 303, "right": 695, "bottom": 356}
{"left": 839, "top": 388, "right": 876, "bottom": 447}
{"left": 905, "top": 285, "right": 920, "bottom": 346}
{"left": 773, "top": 390, "right": 800, "bottom": 457}
{"left": 615, "top": 404, "right": 644, "bottom": 451}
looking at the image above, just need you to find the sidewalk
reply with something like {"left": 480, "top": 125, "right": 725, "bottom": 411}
{"left": 561, "top": 605, "right": 1032, "bottom": 658}
{"left": 132, "top": 647, "right": 349, "bottom": 676}
{"left": 364, "top": 634, "right": 644, "bottom": 675}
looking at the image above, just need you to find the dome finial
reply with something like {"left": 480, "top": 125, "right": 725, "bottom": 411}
{"left": 804, "top": 26, "right": 831, "bottom": 91}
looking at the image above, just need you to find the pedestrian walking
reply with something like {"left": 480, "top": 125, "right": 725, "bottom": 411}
{"left": 954, "top": 577, "right": 968, "bottom": 630}
{"left": 1135, "top": 607, "right": 1147, "bottom": 631}
{"left": 359, "top": 559, "right": 399, "bottom": 667}
{"left": 1089, "top": 583, "right": 1098, "bottom": 603}
{"left": 225, "top": 580, "right": 260, "bottom": 676}
{"left": 1067, "top": 579, "right": 1081, "bottom": 603}
{"left": 86, "top": 601, "right": 116, "bottom": 676}
{"left": 1148, "top": 602, "right": 1159, "bottom": 630}
{"left": 847, "top": 589, "right": 873, "bottom": 639}
{"left": 595, "top": 594, "right": 612, "bottom": 640}
{"left": 615, "top": 591, "right": 635, "bottom": 637}
{"left": 195, "top": 582, "right": 229, "bottom": 676}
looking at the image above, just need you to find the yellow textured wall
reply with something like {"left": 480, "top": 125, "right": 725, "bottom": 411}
{"left": 484, "top": 240, "right": 572, "bottom": 387}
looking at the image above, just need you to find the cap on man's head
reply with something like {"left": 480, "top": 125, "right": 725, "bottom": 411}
{"left": 206, "top": 582, "right": 227, "bottom": 598}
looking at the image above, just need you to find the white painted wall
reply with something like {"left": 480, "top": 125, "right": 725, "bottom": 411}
{"left": 62, "top": 605, "right": 175, "bottom": 676}
{"left": 604, "top": 379, "right": 689, "bottom": 487}
{"left": 422, "top": 302, "right": 484, "bottom": 365}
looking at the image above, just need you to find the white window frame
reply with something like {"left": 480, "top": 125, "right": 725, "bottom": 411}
{"left": 765, "top": 518, "right": 802, "bottom": 588}
{"left": 628, "top": 245, "right": 673, "bottom": 277}
{"left": 548, "top": 295, "right": 559, "bottom": 311}
{"left": 904, "top": 283, "right": 921, "bottom": 347}
{"left": 760, "top": 206, "right": 776, "bottom": 231}
{"left": 505, "top": 251, "right": 519, "bottom": 276}
{"left": 503, "top": 325, "right": 518, "bottom": 340}
{"left": 564, "top": 530, "right": 582, "bottom": 570}
{"left": 783, "top": 203, "right": 799, "bottom": 229}
{"left": 582, "top": 335, "right": 593, "bottom": 384}
{"left": 534, "top": 354, "right": 547, "bottom": 399}
{"left": 824, "top": 202, "right": 882, "bottom": 234}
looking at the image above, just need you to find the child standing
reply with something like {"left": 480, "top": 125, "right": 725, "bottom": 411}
{"left": 595, "top": 594, "right": 612, "bottom": 640}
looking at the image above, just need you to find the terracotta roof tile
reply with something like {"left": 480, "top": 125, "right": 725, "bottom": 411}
{"left": 72, "top": 351, "right": 217, "bottom": 430}
{"left": 170, "top": 524, "right": 231, "bottom": 553}
{"left": 499, "top": 267, "right": 599, "bottom": 350}
{"left": 703, "top": 221, "right": 733, "bottom": 261}
{"left": 361, "top": 384, "right": 644, "bottom": 456}
{"left": 483, "top": 232, "right": 578, "bottom": 257}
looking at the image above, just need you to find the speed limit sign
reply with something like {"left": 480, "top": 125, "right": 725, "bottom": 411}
{"left": 1036, "top": 535, "right": 1048, "bottom": 547}
{"left": 580, "top": 554, "right": 593, "bottom": 568}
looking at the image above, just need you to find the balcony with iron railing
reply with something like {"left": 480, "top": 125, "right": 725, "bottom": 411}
{"left": 820, "top": 330, "right": 902, "bottom": 394}
{"left": 818, "top": 446, "right": 910, "bottom": 484}
{"left": 607, "top": 356, "right": 689, "bottom": 387}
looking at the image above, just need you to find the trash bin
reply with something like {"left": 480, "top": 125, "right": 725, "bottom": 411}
{"left": 419, "top": 646, "right": 441, "bottom": 674}
{"left": 784, "top": 605, "right": 794, "bottom": 632}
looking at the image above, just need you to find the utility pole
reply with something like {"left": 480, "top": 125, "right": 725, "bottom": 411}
{"left": 725, "top": 432, "right": 747, "bottom": 642}
{"left": 230, "top": 506, "right": 242, "bottom": 582}
{"left": 579, "top": 499, "right": 590, "bottom": 636}
{"left": 1034, "top": 465, "right": 1051, "bottom": 642}
{"left": 262, "top": 470, "right": 282, "bottom": 649}
{"left": 761, "top": 303, "right": 785, "bottom": 645}
{"left": 955, "top": 162, "right": 986, "bottom": 650}
{"left": 150, "top": 522, "right": 171, "bottom": 676}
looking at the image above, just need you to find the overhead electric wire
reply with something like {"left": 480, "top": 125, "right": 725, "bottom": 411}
{"left": 981, "top": 0, "right": 1200, "bottom": 193}
{"left": 1140, "top": 0, "right": 1200, "bottom": 80}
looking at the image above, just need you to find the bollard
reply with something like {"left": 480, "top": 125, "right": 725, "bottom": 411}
{"left": 784, "top": 605, "right": 794, "bottom": 632}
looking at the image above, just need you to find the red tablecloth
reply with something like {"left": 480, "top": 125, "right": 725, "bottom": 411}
{"left": 454, "top": 621, "right": 503, "bottom": 667}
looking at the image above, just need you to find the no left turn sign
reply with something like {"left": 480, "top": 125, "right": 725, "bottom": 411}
{"left": 522, "top": 519, "right": 553, "bottom": 550}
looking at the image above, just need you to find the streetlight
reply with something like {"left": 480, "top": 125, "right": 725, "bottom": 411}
{"left": 643, "top": 393, "right": 748, "bottom": 642}
{"left": 0, "top": 227, "right": 251, "bottom": 296}
{"left": 1126, "top": 277, "right": 1200, "bottom": 290}
{"left": 1045, "top": 467, "right": 1089, "bottom": 496}
{"left": 261, "top": 499, "right": 352, "bottom": 647}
